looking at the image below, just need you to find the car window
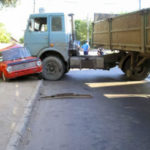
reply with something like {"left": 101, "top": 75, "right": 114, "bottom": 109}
{"left": 51, "top": 16, "right": 62, "bottom": 32}
{"left": 2, "top": 47, "right": 31, "bottom": 61}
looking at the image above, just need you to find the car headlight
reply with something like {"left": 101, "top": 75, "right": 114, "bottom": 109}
{"left": 37, "top": 60, "right": 42, "bottom": 66}
{"left": 7, "top": 66, "right": 12, "bottom": 73}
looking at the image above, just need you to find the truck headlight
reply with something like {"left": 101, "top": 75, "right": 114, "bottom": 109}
{"left": 37, "top": 60, "right": 42, "bottom": 66}
{"left": 7, "top": 66, "right": 12, "bottom": 73}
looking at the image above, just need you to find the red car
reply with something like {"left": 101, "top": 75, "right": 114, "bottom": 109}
{"left": 0, "top": 44, "right": 42, "bottom": 81}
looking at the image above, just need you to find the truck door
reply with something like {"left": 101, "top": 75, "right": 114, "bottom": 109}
{"left": 49, "top": 15, "right": 67, "bottom": 53}
{"left": 24, "top": 17, "right": 49, "bottom": 56}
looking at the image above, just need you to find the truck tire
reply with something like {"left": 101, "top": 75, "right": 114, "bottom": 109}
{"left": 64, "top": 66, "right": 70, "bottom": 74}
{"left": 42, "top": 56, "right": 65, "bottom": 80}
{"left": 120, "top": 55, "right": 130, "bottom": 73}
{"left": 124, "top": 58, "right": 149, "bottom": 80}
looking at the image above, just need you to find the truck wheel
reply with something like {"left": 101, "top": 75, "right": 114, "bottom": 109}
{"left": 42, "top": 56, "right": 65, "bottom": 80}
{"left": 124, "top": 59, "right": 149, "bottom": 80}
{"left": 64, "top": 66, "right": 70, "bottom": 74}
{"left": 2, "top": 72, "right": 9, "bottom": 82}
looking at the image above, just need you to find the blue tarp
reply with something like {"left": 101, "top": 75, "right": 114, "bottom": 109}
{"left": 2, "top": 47, "right": 31, "bottom": 61}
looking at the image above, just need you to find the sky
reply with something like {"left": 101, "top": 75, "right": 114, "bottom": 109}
{"left": 0, "top": 0, "right": 150, "bottom": 40}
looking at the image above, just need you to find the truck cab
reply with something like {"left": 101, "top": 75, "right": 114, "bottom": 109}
{"left": 25, "top": 13, "right": 71, "bottom": 60}
{"left": 24, "top": 13, "right": 79, "bottom": 80}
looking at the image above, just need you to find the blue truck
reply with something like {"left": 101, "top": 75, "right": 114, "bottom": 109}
{"left": 24, "top": 13, "right": 105, "bottom": 80}
{"left": 24, "top": 10, "right": 150, "bottom": 81}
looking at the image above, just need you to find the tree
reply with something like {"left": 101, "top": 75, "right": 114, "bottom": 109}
{"left": 19, "top": 37, "right": 24, "bottom": 44}
{"left": 75, "top": 19, "right": 92, "bottom": 45}
{"left": 0, "top": 23, "right": 11, "bottom": 43}
{"left": 0, "top": 0, "right": 18, "bottom": 8}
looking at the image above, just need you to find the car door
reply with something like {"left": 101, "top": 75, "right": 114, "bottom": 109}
{"left": 24, "top": 17, "right": 49, "bottom": 56}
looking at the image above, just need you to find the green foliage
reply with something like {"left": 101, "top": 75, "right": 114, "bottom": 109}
{"left": 75, "top": 19, "right": 92, "bottom": 45}
{"left": 19, "top": 37, "right": 24, "bottom": 44}
{"left": 119, "top": 11, "right": 128, "bottom": 15}
{"left": 0, "top": 0, "right": 18, "bottom": 8}
{"left": 0, "top": 23, "right": 11, "bottom": 43}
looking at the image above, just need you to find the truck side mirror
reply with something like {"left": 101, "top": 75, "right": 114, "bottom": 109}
{"left": 28, "top": 19, "right": 34, "bottom": 31}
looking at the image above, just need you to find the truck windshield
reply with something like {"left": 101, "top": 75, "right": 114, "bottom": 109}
{"left": 2, "top": 47, "right": 31, "bottom": 61}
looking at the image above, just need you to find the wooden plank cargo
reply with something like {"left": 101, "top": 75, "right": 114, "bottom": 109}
{"left": 93, "top": 8, "right": 150, "bottom": 54}
{"left": 92, "top": 9, "right": 150, "bottom": 80}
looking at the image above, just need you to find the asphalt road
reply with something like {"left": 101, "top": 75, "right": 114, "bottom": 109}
{"left": 19, "top": 67, "right": 150, "bottom": 150}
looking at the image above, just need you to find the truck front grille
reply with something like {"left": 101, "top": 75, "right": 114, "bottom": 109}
{"left": 11, "top": 61, "right": 36, "bottom": 72}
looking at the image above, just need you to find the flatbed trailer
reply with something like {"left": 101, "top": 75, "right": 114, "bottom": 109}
{"left": 92, "top": 8, "right": 150, "bottom": 80}
{"left": 93, "top": 8, "right": 150, "bottom": 53}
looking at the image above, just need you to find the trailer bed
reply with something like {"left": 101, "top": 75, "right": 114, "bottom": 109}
{"left": 93, "top": 8, "right": 150, "bottom": 54}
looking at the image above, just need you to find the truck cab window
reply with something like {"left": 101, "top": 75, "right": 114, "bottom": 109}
{"left": 29, "top": 17, "right": 47, "bottom": 32}
{"left": 52, "top": 16, "right": 62, "bottom": 31}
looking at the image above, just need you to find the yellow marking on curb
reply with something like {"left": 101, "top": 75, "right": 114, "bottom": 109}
{"left": 16, "top": 91, "right": 19, "bottom": 97}
{"left": 11, "top": 122, "right": 16, "bottom": 130}
{"left": 12, "top": 107, "right": 17, "bottom": 115}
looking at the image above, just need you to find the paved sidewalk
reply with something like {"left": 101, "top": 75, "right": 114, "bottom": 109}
{"left": 0, "top": 76, "right": 40, "bottom": 150}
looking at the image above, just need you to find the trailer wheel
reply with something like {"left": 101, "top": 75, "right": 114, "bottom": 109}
{"left": 120, "top": 55, "right": 130, "bottom": 73}
{"left": 2, "top": 72, "right": 9, "bottom": 82}
{"left": 124, "top": 58, "right": 149, "bottom": 80}
{"left": 42, "top": 56, "right": 65, "bottom": 81}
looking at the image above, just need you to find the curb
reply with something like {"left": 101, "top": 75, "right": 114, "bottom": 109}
{"left": 6, "top": 80, "right": 43, "bottom": 150}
